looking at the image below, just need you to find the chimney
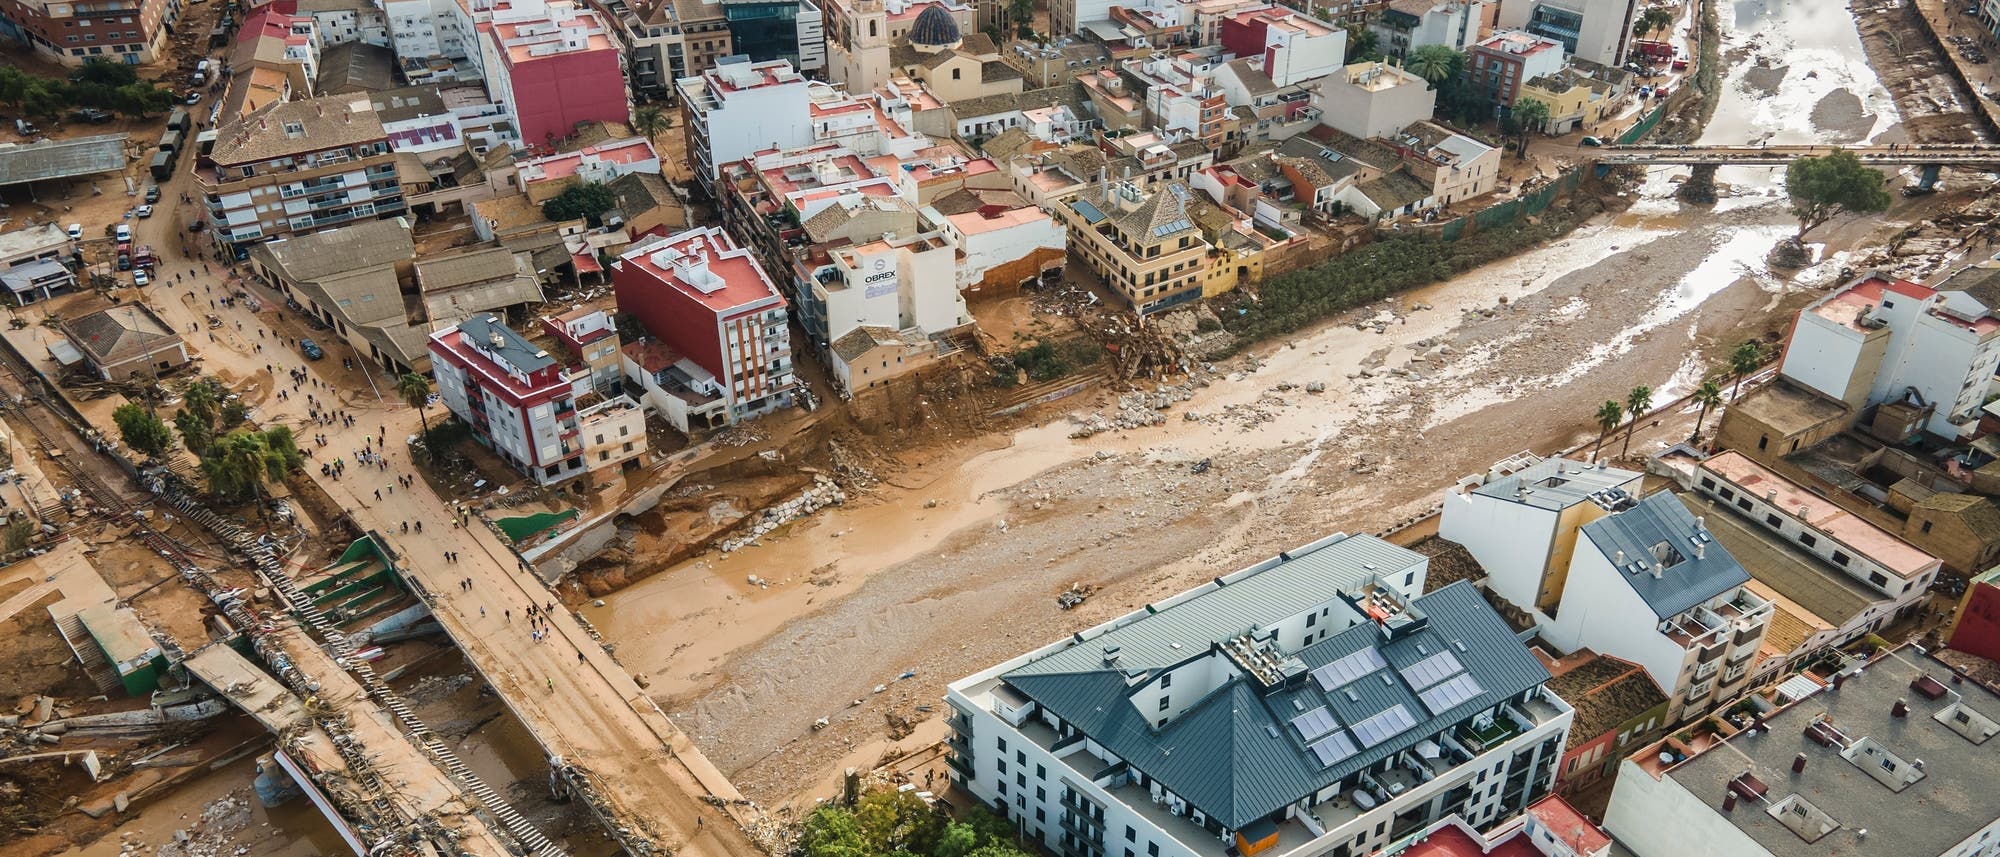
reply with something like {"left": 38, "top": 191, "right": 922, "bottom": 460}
{"left": 1722, "top": 791, "right": 1737, "bottom": 812}
{"left": 1696, "top": 542, "right": 1706, "bottom": 560}
{"left": 1695, "top": 515, "right": 1707, "bottom": 532}
{"left": 1614, "top": 550, "right": 1626, "bottom": 566}
{"left": 1792, "top": 753, "right": 1807, "bottom": 774}
{"left": 1892, "top": 698, "right": 1909, "bottom": 718}
{"left": 1652, "top": 563, "right": 1664, "bottom": 580}
{"left": 1766, "top": 489, "right": 1778, "bottom": 503}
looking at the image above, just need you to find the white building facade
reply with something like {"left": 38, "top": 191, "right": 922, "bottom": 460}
{"left": 676, "top": 57, "right": 816, "bottom": 192}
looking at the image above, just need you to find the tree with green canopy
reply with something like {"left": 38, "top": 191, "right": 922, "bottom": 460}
{"left": 113, "top": 403, "right": 172, "bottom": 457}
{"left": 1784, "top": 149, "right": 1890, "bottom": 240}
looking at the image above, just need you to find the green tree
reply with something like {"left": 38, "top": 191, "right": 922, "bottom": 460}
{"left": 1633, "top": 6, "right": 1674, "bottom": 39}
{"left": 936, "top": 822, "right": 981, "bottom": 857}
{"left": 542, "top": 181, "right": 618, "bottom": 225}
{"left": 964, "top": 846, "right": 1034, "bottom": 857}
{"left": 1727, "top": 341, "right": 1764, "bottom": 402}
{"left": 0, "top": 67, "right": 32, "bottom": 111}
{"left": 631, "top": 105, "right": 667, "bottom": 141}
{"left": 853, "top": 789, "right": 943, "bottom": 855}
{"left": 1691, "top": 378, "right": 1723, "bottom": 441}
{"left": 182, "top": 380, "right": 220, "bottom": 429}
{"left": 113, "top": 403, "right": 172, "bottom": 457}
{"left": 220, "top": 399, "right": 248, "bottom": 429}
{"left": 397, "top": 371, "right": 434, "bottom": 456}
{"left": 798, "top": 806, "right": 869, "bottom": 857}
{"left": 1784, "top": 149, "right": 1890, "bottom": 239}
{"left": 1512, "top": 97, "right": 1551, "bottom": 158}
{"left": 1007, "top": 0, "right": 1033, "bottom": 34}
{"left": 203, "top": 427, "right": 303, "bottom": 504}
{"left": 1406, "top": 45, "right": 1464, "bottom": 85}
{"left": 1622, "top": 384, "right": 1653, "bottom": 457}
{"left": 111, "top": 82, "right": 174, "bottom": 119}
{"left": 1345, "top": 24, "right": 1380, "bottom": 61}
{"left": 75, "top": 58, "right": 139, "bottom": 88}
{"left": 175, "top": 409, "right": 215, "bottom": 457}
{"left": 1593, "top": 399, "right": 1623, "bottom": 461}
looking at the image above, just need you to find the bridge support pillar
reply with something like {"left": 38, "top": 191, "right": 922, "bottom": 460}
{"left": 1678, "top": 164, "right": 1718, "bottom": 204}
{"left": 1917, "top": 163, "right": 1942, "bottom": 191}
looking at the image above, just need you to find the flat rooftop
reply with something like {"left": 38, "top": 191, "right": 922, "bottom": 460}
{"left": 1699, "top": 451, "right": 1934, "bottom": 578}
{"left": 1659, "top": 646, "right": 2000, "bottom": 857}
{"left": 1467, "top": 454, "right": 1641, "bottom": 513}
{"left": 1809, "top": 274, "right": 1934, "bottom": 333}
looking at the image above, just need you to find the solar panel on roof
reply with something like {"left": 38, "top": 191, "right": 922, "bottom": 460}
{"left": 1289, "top": 706, "right": 1338, "bottom": 741}
{"left": 1071, "top": 199, "right": 1107, "bottom": 224}
{"left": 1152, "top": 219, "right": 1191, "bottom": 237}
{"left": 1350, "top": 705, "right": 1418, "bottom": 748}
{"left": 1400, "top": 650, "right": 1465, "bottom": 689}
{"left": 1418, "top": 674, "right": 1485, "bottom": 715}
{"left": 1309, "top": 732, "right": 1358, "bottom": 767}
{"left": 1312, "top": 647, "right": 1388, "bottom": 690}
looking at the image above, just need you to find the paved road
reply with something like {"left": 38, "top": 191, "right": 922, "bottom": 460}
{"left": 1594, "top": 142, "right": 2000, "bottom": 165}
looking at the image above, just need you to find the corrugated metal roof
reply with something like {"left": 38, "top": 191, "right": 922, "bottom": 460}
{"left": 1004, "top": 580, "right": 1551, "bottom": 830}
{"left": 1580, "top": 491, "right": 1750, "bottom": 618}
{"left": 0, "top": 134, "right": 129, "bottom": 187}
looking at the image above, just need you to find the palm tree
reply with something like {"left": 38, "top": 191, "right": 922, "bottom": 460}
{"left": 1622, "top": 384, "right": 1653, "bottom": 457}
{"left": 1728, "top": 341, "right": 1764, "bottom": 402}
{"left": 1406, "top": 45, "right": 1464, "bottom": 85}
{"left": 397, "top": 372, "right": 434, "bottom": 458}
{"left": 1512, "top": 98, "right": 1551, "bottom": 159}
{"left": 182, "top": 379, "right": 219, "bottom": 428}
{"left": 632, "top": 105, "right": 667, "bottom": 141}
{"left": 1691, "top": 379, "right": 1724, "bottom": 441}
{"left": 1633, "top": 6, "right": 1675, "bottom": 39}
{"left": 1593, "top": 400, "right": 1624, "bottom": 461}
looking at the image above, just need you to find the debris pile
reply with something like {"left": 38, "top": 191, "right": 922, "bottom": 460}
{"left": 1056, "top": 582, "right": 1098, "bottom": 609}
{"left": 1067, "top": 384, "right": 1197, "bottom": 438}
{"left": 718, "top": 474, "right": 847, "bottom": 554}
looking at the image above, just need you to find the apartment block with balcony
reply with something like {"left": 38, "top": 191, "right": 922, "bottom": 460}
{"left": 198, "top": 94, "right": 414, "bottom": 255}
{"left": 675, "top": 57, "right": 815, "bottom": 194}
{"left": 1542, "top": 491, "right": 1773, "bottom": 723}
{"left": 610, "top": 225, "right": 797, "bottom": 434}
{"left": 1058, "top": 180, "right": 1212, "bottom": 317}
{"left": 1439, "top": 452, "right": 1646, "bottom": 621}
{"left": 0, "top": 0, "right": 180, "bottom": 63}
{"left": 430, "top": 314, "right": 595, "bottom": 484}
{"left": 946, "top": 531, "right": 1573, "bottom": 857}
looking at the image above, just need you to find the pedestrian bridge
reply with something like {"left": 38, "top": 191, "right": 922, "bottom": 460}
{"left": 1592, "top": 143, "right": 2000, "bottom": 166}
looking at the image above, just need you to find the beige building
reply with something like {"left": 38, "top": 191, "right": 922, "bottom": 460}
{"left": 59, "top": 305, "right": 189, "bottom": 383}
{"left": 199, "top": 93, "right": 423, "bottom": 256}
{"left": 1314, "top": 60, "right": 1436, "bottom": 140}
{"left": 1055, "top": 180, "right": 1212, "bottom": 317}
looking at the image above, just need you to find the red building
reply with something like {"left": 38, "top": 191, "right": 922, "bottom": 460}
{"left": 1540, "top": 649, "right": 1668, "bottom": 794}
{"left": 478, "top": 0, "right": 629, "bottom": 149}
{"left": 429, "top": 315, "right": 588, "bottom": 484}
{"left": 610, "top": 226, "right": 797, "bottom": 433}
{"left": 0, "top": 0, "right": 180, "bottom": 64}
{"left": 1949, "top": 567, "right": 2000, "bottom": 665}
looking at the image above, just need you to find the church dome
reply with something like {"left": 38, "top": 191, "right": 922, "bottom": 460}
{"left": 908, "top": 4, "right": 961, "bottom": 48}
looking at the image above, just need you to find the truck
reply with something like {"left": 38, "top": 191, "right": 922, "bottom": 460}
{"left": 150, "top": 151, "right": 174, "bottom": 182}
{"left": 131, "top": 245, "right": 158, "bottom": 269}
{"left": 1633, "top": 39, "right": 1673, "bottom": 62}
{"left": 167, "top": 107, "right": 189, "bottom": 131}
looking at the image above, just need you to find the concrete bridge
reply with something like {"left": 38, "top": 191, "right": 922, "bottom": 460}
{"left": 1592, "top": 143, "right": 2000, "bottom": 166}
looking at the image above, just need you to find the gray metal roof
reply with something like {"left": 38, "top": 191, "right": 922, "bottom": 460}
{"left": 1470, "top": 456, "right": 1641, "bottom": 512}
{"left": 456, "top": 315, "right": 554, "bottom": 373}
{"left": 1004, "top": 579, "right": 1551, "bottom": 831}
{"left": 1580, "top": 491, "right": 1750, "bottom": 618}
{"left": 0, "top": 135, "right": 130, "bottom": 187}
{"left": 1660, "top": 647, "right": 2000, "bottom": 857}
{"left": 1009, "top": 534, "right": 1427, "bottom": 677}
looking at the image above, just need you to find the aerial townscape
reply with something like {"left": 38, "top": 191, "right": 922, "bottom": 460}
{"left": 8, "top": 0, "right": 2000, "bottom": 851}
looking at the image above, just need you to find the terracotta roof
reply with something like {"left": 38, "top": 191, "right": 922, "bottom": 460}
{"left": 61, "top": 305, "right": 181, "bottom": 365}
{"left": 211, "top": 93, "right": 387, "bottom": 166}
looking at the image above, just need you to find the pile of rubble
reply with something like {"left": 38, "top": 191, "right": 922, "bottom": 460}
{"left": 1067, "top": 384, "right": 1197, "bottom": 438}
{"left": 718, "top": 474, "right": 847, "bottom": 554}
{"left": 1056, "top": 582, "right": 1098, "bottom": 610}
{"left": 154, "top": 791, "right": 258, "bottom": 857}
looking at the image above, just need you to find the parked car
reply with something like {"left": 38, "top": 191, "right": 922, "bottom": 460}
{"left": 71, "top": 107, "right": 112, "bottom": 124}
{"left": 187, "top": 220, "right": 207, "bottom": 233}
{"left": 1580, "top": 136, "right": 1604, "bottom": 147}
{"left": 66, "top": 223, "right": 82, "bottom": 240}
{"left": 144, "top": 185, "right": 161, "bottom": 204}
{"left": 185, "top": 91, "right": 203, "bottom": 105}
{"left": 117, "top": 253, "right": 132, "bottom": 271}
{"left": 114, "top": 224, "right": 131, "bottom": 242}
{"left": 135, "top": 205, "right": 154, "bottom": 218}
{"left": 132, "top": 269, "right": 150, "bottom": 287}
{"left": 299, "top": 338, "right": 324, "bottom": 360}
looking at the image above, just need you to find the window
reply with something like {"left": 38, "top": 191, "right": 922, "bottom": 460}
{"left": 1160, "top": 673, "right": 1173, "bottom": 689}
{"left": 1700, "top": 476, "right": 1716, "bottom": 490}
{"left": 1799, "top": 532, "right": 1817, "bottom": 548}
{"left": 1158, "top": 697, "right": 1171, "bottom": 711}
{"left": 996, "top": 737, "right": 1007, "bottom": 753}
{"left": 1035, "top": 808, "right": 1045, "bottom": 823}
{"left": 1922, "top": 520, "right": 1934, "bottom": 534}
{"left": 1868, "top": 571, "right": 1889, "bottom": 587}
{"left": 1766, "top": 514, "right": 1782, "bottom": 527}
{"left": 1719, "top": 487, "right": 1735, "bottom": 500}
{"left": 1016, "top": 750, "right": 1026, "bottom": 765}
{"left": 997, "top": 759, "right": 1007, "bottom": 774}
{"left": 1833, "top": 551, "right": 1851, "bottom": 566}
{"left": 1148, "top": 844, "right": 1160, "bottom": 857}
{"left": 1016, "top": 773, "right": 1026, "bottom": 788}
{"left": 1126, "top": 827, "right": 1137, "bottom": 843}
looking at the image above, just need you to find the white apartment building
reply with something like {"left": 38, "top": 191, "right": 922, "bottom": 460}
{"left": 1604, "top": 645, "right": 2000, "bottom": 857}
{"left": 299, "top": 0, "right": 392, "bottom": 47}
{"left": 676, "top": 57, "right": 816, "bottom": 192}
{"left": 1371, "top": 0, "right": 1484, "bottom": 57}
{"left": 925, "top": 199, "right": 1066, "bottom": 294}
{"left": 1315, "top": 61, "right": 1437, "bottom": 140}
{"left": 1541, "top": 491, "right": 1773, "bottom": 722}
{"left": 1777, "top": 269, "right": 2000, "bottom": 440}
{"left": 1495, "top": 0, "right": 1637, "bottom": 67}
{"left": 1221, "top": 6, "right": 1345, "bottom": 87}
{"left": 1440, "top": 452, "right": 1645, "bottom": 619}
{"left": 1688, "top": 450, "right": 1942, "bottom": 628}
{"left": 947, "top": 532, "right": 1573, "bottom": 857}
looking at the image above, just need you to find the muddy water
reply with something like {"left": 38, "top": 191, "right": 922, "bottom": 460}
{"left": 599, "top": 0, "right": 1908, "bottom": 799}
{"left": 52, "top": 755, "right": 347, "bottom": 857}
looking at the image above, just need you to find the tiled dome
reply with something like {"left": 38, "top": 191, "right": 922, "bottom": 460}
{"left": 908, "top": 4, "right": 961, "bottom": 47}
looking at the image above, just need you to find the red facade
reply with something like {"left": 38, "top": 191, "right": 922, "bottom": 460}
{"left": 611, "top": 263, "right": 725, "bottom": 379}
{"left": 508, "top": 46, "right": 628, "bottom": 147}
{"left": 1949, "top": 579, "right": 2000, "bottom": 665}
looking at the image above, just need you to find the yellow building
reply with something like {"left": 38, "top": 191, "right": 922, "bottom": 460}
{"left": 1519, "top": 69, "right": 1617, "bottom": 135}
